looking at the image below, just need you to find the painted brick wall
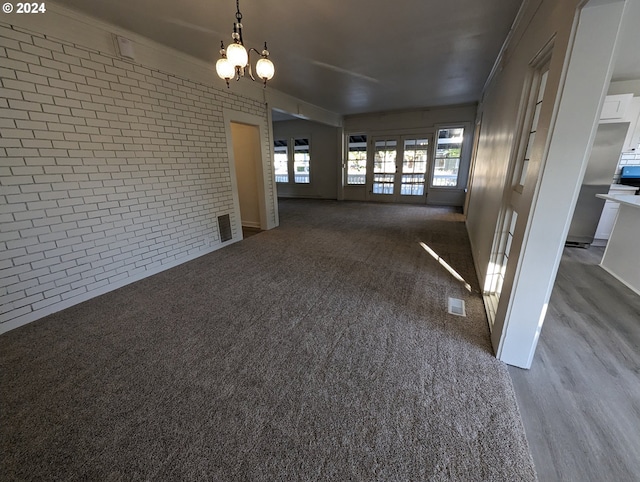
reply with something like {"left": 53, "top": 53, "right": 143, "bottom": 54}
{"left": 0, "top": 22, "right": 270, "bottom": 331}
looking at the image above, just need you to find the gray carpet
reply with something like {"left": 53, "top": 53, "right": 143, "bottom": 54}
{"left": 1, "top": 199, "right": 536, "bottom": 481}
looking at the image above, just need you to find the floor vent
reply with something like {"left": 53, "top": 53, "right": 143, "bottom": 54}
{"left": 448, "top": 297, "right": 466, "bottom": 317}
{"left": 218, "top": 214, "right": 232, "bottom": 242}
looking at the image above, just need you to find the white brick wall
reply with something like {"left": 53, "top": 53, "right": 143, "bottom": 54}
{"left": 0, "top": 22, "right": 273, "bottom": 331}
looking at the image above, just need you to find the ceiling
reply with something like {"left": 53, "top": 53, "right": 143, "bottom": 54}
{"left": 51, "top": 0, "right": 640, "bottom": 116}
{"left": 52, "top": 0, "right": 524, "bottom": 115}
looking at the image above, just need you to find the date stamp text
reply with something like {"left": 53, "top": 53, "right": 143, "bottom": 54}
{"left": 3, "top": 3, "right": 47, "bottom": 14}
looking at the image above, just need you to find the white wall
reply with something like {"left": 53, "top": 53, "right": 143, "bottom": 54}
{"left": 343, "top": 105, "right": 476, "bottom": 205}
{"left": 467, "top": 0, "right": 588, "bottom": 289}
{"left": 272, "top": 119, "right": 341, "bottom": 199}
{"left": 608, "top": 79, "right": 640, "bottom": 96}
{"left": 0, "top": 16, "right": 279, "bottom": 332}
{"left": 466, "top": 0, "right": 627, "bottom": 367}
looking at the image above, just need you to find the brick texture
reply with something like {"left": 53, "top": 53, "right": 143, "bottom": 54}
{"left": 612, "top": 141, "right": 640, "bottom": 183}
{"left": 0, "top": 23, "right": 274, "bottom": 329}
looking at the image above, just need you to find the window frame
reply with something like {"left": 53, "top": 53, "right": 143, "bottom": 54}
{"left": 345, "top": 134, "right": 368, "bottom": 186}
{"left": 273, "top": 138, "right": 289, "bottom": 184}
{"left": 430, "top": 126, "right": 466, "bottom": 189}
{"left": 292, "top": 137, "right": 311, "bottom": 184}
{"left": 274, "top": 136, "right": 312, "bottom": 185}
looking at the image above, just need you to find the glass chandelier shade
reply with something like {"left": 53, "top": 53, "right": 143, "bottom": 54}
{"left": 215, "top": 57, "right": 234, "bottom": 80}
{"left": 226, "top": 42, "right": 248, "bottom": 68}
{"left": 256, "top": 57, "right": 275, "bottom": 81}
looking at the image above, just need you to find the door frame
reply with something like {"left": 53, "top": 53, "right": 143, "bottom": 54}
{"left": 366, "top": 134, "right": 433, "bottom": 204}
{"left": 230, "top": 122, "right": 262, "bottom": 229}
{"left": 223, "top": 109, "right": 278, "bottom": 240}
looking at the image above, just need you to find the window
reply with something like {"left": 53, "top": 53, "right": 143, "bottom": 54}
{"left": 347, "top": 135, "right": 367, "bottom": 185}
{"left": 273, "top": 137, "right": 311, "bottom": 184}
{"left": 432, "top": 128, "right": 464, "bottom": 187}
{"left": 274, "top": 140, "right": 288, "bottom": 183}
{"left": 293, "top": 138, "right": 310, "bottom": 183}
{"left": 516, "top": 68, "right": 549, "bottom": 188}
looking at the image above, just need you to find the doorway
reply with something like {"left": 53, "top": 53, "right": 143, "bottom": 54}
{"left": 230, "top": 122, "right": 262, "bottom": 232}
{"left": 222, "top": 108, "right": 279, "bottom": 240}
{"left": 366, "top": 136, "right": 431, "bottom": 203}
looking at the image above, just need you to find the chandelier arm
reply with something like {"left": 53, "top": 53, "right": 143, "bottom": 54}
{"left": 246, "top": 48, "right": 263, "bottom": 82}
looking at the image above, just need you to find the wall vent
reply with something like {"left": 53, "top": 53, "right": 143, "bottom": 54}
{"left": 218, "top": 214, "right": 232, "bottom": 242}
{"left": 448, "top": 297, "right": 466, "bottom": 317}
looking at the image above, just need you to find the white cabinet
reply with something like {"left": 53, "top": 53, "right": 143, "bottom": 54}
{"left": 594, "top": 200, "right": 620, "bottom": 241}
{"left": 600, "top": 94, "right": 633, "bottom": 120}
{"left": 594, "top": 185, "right": 638, "bottom": 243}
{"left": 601, "top": 95, "right": 640, "bottom": 152}
{"left": 623, "top": 97, "right": 640, "bottom": 152}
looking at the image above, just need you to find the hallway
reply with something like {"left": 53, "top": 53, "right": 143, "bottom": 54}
{"left": 509, "top": 246, "right": 640, "bottom": 481}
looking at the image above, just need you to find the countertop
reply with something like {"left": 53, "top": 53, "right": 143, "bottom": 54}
{"left": 596, "top": 194, "right": 640, "bottom": 209}
{"left": 610, "top": 184, "right": 638, "bottom": 192}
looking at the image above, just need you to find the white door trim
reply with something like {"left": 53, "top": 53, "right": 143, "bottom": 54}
{"left": 223, "top": 109, "right": 278, "bottom": 238}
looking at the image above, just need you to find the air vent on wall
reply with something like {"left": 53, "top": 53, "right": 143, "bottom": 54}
{"left": 115, "top": 35, "right": 136, "bottom": 61}
{"left": 218, "top": 214, "right": 232, "bottom": 242}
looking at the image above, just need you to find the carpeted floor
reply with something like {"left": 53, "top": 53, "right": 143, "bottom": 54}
{"left": 0, "top": 199, "right": 536, "bottom": 481}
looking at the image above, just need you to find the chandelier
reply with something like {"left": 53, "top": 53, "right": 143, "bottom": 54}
{"left": 215, "top": 0, "right": 275, "bottom": 87}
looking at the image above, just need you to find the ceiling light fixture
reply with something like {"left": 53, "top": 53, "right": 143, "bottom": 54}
{"left": 216, "top": 0, "right": 275, "bottom": 88}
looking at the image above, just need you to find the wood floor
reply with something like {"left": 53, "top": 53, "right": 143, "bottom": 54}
{"left": 241, "top": 226, "right": 262, "bottom": 238}
{"left": 509, "top": 246, "right": 640, "bottom": 482}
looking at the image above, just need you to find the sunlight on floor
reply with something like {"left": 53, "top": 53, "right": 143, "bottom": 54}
{"left": 419, "top": 242, "right": 472, "bottom": 292}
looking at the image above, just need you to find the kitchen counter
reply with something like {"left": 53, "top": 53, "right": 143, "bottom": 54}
{"left": 596, "top": 193, "right": 640, "bottom": 207}
{"left": 593, "top": 187, "right": 638, "bottom": 244}
{"left": 595, "top": 194, "right": 640, "bottom": 295}
{"left": 609, "top": 183, "right": 638, "bottom": 193}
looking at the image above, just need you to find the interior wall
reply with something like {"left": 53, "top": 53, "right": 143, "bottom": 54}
{"left": 231, "top": 123, "right": 261, "bottom": 228}
{"left": 608, "top": 79, "right": 640, "bottom": 96}
{"left": 343, "top": 104, "right": 477, "bottom": 205}
{"left": 0, "top": 17, "right": 274, "bottom": 333}
{"left": 272, "top": 119, "right": 341, "bottom": 199}
{"left": 466, "top": 0, "right": 581, "bottom": 289}
{"left": 466, "top": 0, "right": 627, "bottom": 367}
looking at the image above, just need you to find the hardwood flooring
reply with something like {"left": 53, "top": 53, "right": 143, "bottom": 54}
{"left": 509, "top": 246, "right": 640, "bottom": 482}
{"left": 241, "top": 226, "right": 262, "bottom": 238}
